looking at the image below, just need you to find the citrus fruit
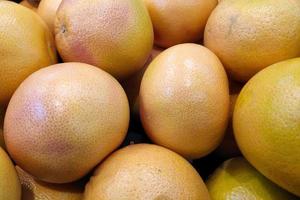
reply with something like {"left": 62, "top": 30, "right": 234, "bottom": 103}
{"left": 55, "top": 0, "right": 153, "bottom": 79}
{"left": 122, "top": 46, "right": 163, "bottom": 117}
{"left": 233, "top": 58, "right": 300, "bottom": 196}
{"left": 0, "top": 147, "right": 21, "bottom": 200}
{"left": 206, "top": 157, "right": 299, "bottom": 199}
{"left": 143, "top": 0, "right": 217, "bottom": 48}
{"left": 37, "top": 0, "right": 62, "bottom": 33}
{"left": 204, "top": 0, "right": 300, "bottom": 82}
{"left": 140, "top": 43, "right": 230, "bottom": 159}
{"left": 16, "top": 166, "right": 83, "bottom": 200}
{"left": 83, "top": 144, "right": 211, "bottom": 200}
{"left": 0, "top": 1, "right": 57, "bottom": 106}
{"left": 4, "top": 62, "right": 129, "bottom": 183}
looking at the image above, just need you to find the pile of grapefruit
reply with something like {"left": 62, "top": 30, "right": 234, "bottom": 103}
{"left": 0, "top": 0, "right": 299, "bottom": 199}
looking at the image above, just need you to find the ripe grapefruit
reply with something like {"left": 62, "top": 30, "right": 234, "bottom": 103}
{"left": 233, "top": 58, "right": 300, "bottom": 196}
{"left": 0, "top": 1, "right": 57, "bottom": 105}
{"left": 55, "top": 0, "right": 153, "bottom": 79}
{"left": 83, "top": 144, "right": 211, "bottom": 199}
{"left": 204, "top": 0, "right": 300, "bottom": 82}
{"left": 207, "top": 157, "right": 299, "bottom": 199}
{"left": 140, "top": 43, "right": 230, "bottom": 159}
{"left": 4, "top": 62, "right": 129, "bottom": 183}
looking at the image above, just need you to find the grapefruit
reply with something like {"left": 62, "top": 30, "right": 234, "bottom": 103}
{"left": 140, "top": 43, "right": 230, "bottom": 159}
{"left": 4, "top": 62, "right": 129, "bottom": 183}
{"left": 55, "top": 0, "right": 153, "bottom": 79}
{"left": 143, "top": 0, "right": 217, "bottom": 48}
{"left": 206, "top": 157, "right": 299, "bottom": 199}
{"left": 83, "top": 144, "right": 211, "bottom": 200}
{"left": 233, "top": 58, "right": 300, "bottom": 196}
{"left": 204, "top": 0, "right": 300, "bottom": 82}
{"left": 0, "top": 1, "right": 57, "bottom": 106}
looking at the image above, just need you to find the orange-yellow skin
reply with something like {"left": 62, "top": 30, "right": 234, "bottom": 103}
{"left": 37, "top": 0, "right": 62, "bottom": 33}
{"left": 0, "top": 147, "right": 21, "bottom": 200}
{"left": 4, "top": 63, "right": 130, "bottom": 184}
{"left": 20, "top": 0, "right": 37, "bottom": 11}
{"left": 122, "top": 46, "right": 163, "bottom": 117}
{"left": 55, "top": 0, "right": 153, "bottom": 80}
{"left": 206, "top": 157, "right": 299, "bottom": 200}
{"left": 215, "top": 80, "right": 242, "bottom": 158}
{"left": 83, "top": 144, "right": 211, "bottom": 200}
{"left": 233, "top": 58, "right": 300, "bottom": 196}
{"left": 143, "top": 0, "right": 217, "bottom": 48}
{"left": 204, "top": 0, "right": 300, "bottom": 82}
{"left": 0, "top": 1, "right": 57, "bottom": 106}
{"left": 140, "top": 43, "right": 230, "bottom": 159}
{"left": 16, "top": 166, "right": 83, "bottom": 200}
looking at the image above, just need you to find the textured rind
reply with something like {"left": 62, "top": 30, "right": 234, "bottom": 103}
{"left": 233, "top": 58, "right": 300, "bottom": 196}
{"left": 140, "top": 43, "right": 230, "bottom": 159}
{"left": 204, "top": 0, "right": 300, "bottom": 82}
{"left": 55, "top": 0, "right": 153, "bottom": 79}
{"left": 206, "top": 157, "right": 299, "bottom": 200}
{"left": 83, "top": 144, "right": 211, "bottom": 200}
{"left": 4, "top": 62, "right": 129, "bottom": 183}
{"left": 0, "top": 1, "right": 57, "bottom": 105}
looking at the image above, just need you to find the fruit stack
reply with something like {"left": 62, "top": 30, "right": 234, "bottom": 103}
{"left": 0, "top": 0, "right": 299, "bottom": 199}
